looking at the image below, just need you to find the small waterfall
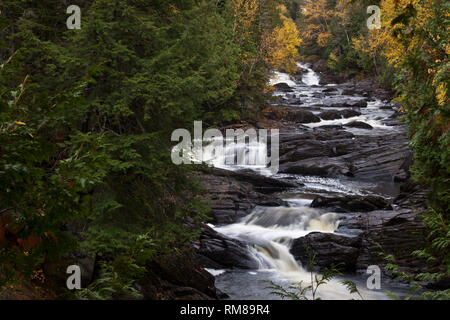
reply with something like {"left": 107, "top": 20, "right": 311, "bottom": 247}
{"left": 269, "top": 71, "right": 297, "bottom": 87}
{"left": 208, "top": 138, "right": 267, "bottom": 168}
{"left": 297, "top": 62, "right": 320, "bottom": 86}
{"left": 215, "top": 207, "right": 339, "bottom": 282}
{"left": 202, "top": 137, "right": 274, "bottom": 176}
{"left": 256, "top": 241, "right": 301, "bottom": 274}
{"left": 244, "top": 207, "right": 338, "bottom": 231}
{"left": 214, "top": 206, "right": 380, "bottom": 299}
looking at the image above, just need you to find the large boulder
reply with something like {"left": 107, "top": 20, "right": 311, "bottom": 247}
{"left": 263, "top": 106, "right": 320, "bottom": 124}
{"left": 344, "top": 121, "right": 373, "bottom": 130}
{"left": 337, "top": 209, "right": 427, "bottom": 273}
{"left": 318, "top": 109, "right": 361, "bottom": 120}
{"left": 273, "top": 82, "right": 293, "bottom": 92}
{"left": 290, "top": 232, "right": 361, "bottom": 271}
{"left": 194, "top": 225, "right": 259, "bottom": 270}
{"left": 287, "top": 109, "right": 321, "bottom": 123}
{"left": 195, "top": 169, "right": 287, "bottom": 224}
{"left": 138, "top": 249, "right": 219, "bottom": 300}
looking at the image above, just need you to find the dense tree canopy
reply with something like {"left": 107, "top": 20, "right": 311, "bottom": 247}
{"left": 0, "top": 0, "right": 301, "bottom": 298}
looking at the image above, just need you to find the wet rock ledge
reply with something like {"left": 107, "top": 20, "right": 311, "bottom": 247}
{"left": 193, "top": 167, "right": 295, "bottom": 225}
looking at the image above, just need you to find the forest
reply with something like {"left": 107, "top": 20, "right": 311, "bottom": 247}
{"left": 0, "top": 0, "right": 448, "bottom": 301}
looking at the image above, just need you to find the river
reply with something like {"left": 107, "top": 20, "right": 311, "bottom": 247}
{"left": 204, "top": 63, "right": 411, "bottom": 300}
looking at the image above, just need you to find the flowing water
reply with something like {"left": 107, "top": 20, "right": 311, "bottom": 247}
{"left": 207, "top": 63, "right": 409, "bottom": 300}
{"left": 297, "top": 62, "right": 320, "bottom": 86}
{"left": 212, "top": 205, "right": 403, "bottom": 300}
{"left": 202, "top": 137, "right": 272, "bottom": 175}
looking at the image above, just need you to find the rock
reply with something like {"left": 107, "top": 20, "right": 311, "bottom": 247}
{"left": 263, "top": 106, "right": 320, "bottom": 124}
{"left": 194, "top": 225, "right": 259, "bottom": 270}
{"left": 322, "top": 87, "right": 339, "bottom": 93}
{"left": 273, "top": 83, "right": 293, "bottom": 92}
{"left": 287, "top": 109, "right": 321, "bottom": 123}
{"left": 389, "top": 110, "right": 407, "bottom": 119}
{"left": 347, "top": 100, "right": 368, "bottom": 108}
{"left": 424, "top": 277, "right": 450, "bottom": 290}
{"left": 324, "top": 100, "right": 368, "bottom": 108}
{"left": 394, "top": 151, "right": 413, "bottom": 182}
{"left": 279, "top": 139, "right": 352, "bottom": 163}
{"left": 312, "top": 129, "right": 355, "bottom": 141}
{"left": 291, "top": 207, "right": 428, "bottom": 274}
{"left": 341, "top": 88, "right": 360, "bottom": 96}
{"left": 210, "top": 168, "right": 298, "bottom": 193}
{"left": 316, "top": 125, "right": 344, "bottom": 130}
{"left": 344, "top": 121, "right": 373, "bottom": 130}
{"left": 291, "top": 232, "right": 361, "bottom": 271}
{"left": 310, "top": 195, "right": 392, "bottom": 213}
{"left": 279, "top": 157, "right": 352, "bottom": 177}
{"left": 280, "top": 140, "right": 335, "bottom": 162}
{"left": 286, "top": 98, "right": 303, "bottom": 105}
{"left": 312, "top": 92, "right": 325, "bottom": 98}
{"left": 337, "top": 209, "right": 428, "bottom": 274}
{"left": 139, "top": 249, "right": 219, "bottom": 300}
{"left": 341, "top": 133, "right": 410, "bottom": 180}
{"left": 278, "top": 127, "right": 411, "bottom": 181}
{"left": 215, "top": 288, "right": 230, "bottom": 299}
{"left": 319, "top": 73, "right": 346, "bottom": 85}
{"left": 195, "top": 169, "right": 287, "bottom": 224}
{"left": 318, "top": 109, "right": 361, "bottom": 120}
{"left": 312, "top": 60, "right": 328, "bottom": 72}
{"left": 394, "top": 181, "right": 427, "bottom": 209}
{"left": 295, "top": 65, "right": 309, "bottom": 75}
{"left": 382, "top": 118, "right": 401, "bottom": 126}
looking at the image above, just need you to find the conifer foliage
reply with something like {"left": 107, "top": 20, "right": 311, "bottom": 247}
{"left": 0, "top": 0, "right": 301, "bottom": 297}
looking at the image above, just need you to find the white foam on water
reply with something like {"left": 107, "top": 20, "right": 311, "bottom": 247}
{"left": 284, "top": 198, "right": 314, "bottom": 207}
{"left": 213, "top": 206, "right": 386, "bottom": 299}
{"left": 186, "top": 136, "right": 275, "bottom": 176}
{"left": 205, "top": 268, "right": 226, "bottom": 276}
{"left": 269, "top": 71, "right": 297, "bottom": 87}
{"left": 303, "top": 115, "right": 390, "bottom": 129}
{"left": 297, "top": 62, "right": 320, "bottom": 86}
{"left": 214, "top": 207, "right": 342, "bottom": 295}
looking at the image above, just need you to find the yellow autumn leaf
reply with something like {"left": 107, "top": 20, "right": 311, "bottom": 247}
{"left": 265, "top": 7, "right": 302, "bottom": 74}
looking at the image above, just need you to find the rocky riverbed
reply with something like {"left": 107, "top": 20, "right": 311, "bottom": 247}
{"left": 191, "top": 62, "right": 429, "bottom": 300}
